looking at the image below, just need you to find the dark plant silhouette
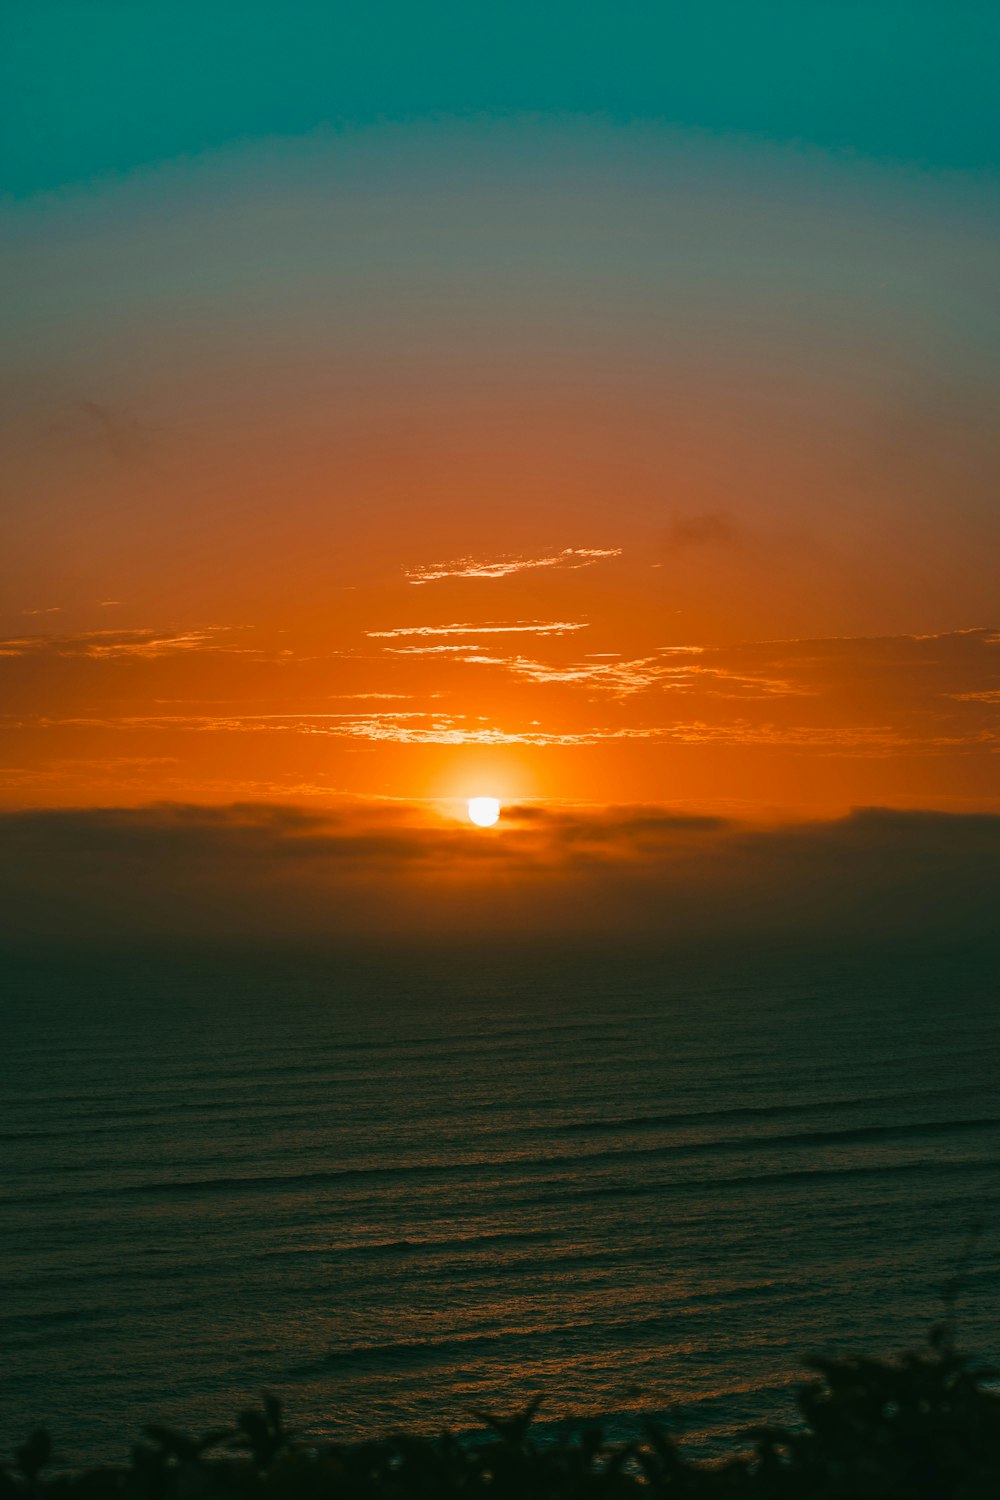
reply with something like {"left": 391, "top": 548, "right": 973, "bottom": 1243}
{"left": 3, "top": 1337, "right": 999, "bottom": 1499}
{"left": 233, "top": 1393, "right": 297, "bottom": 1470}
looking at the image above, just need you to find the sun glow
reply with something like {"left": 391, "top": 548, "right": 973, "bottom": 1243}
{"left": 467, "top": 796, "right": 501, "bottom": 827}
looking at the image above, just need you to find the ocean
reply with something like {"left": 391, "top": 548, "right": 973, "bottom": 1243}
{"left": 2, "top": 943, "right": 997, "bottom": 1464}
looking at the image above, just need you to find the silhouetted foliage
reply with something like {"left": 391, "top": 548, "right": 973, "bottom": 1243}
{"left": 3, "top": 1338, "right": 999, "bottom": 1500}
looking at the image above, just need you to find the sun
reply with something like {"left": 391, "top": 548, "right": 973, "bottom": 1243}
{"left": 467, "top": 796, "right": 501, "bottom": 827}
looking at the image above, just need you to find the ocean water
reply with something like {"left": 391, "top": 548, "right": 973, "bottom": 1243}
{"left": 2, "top": 944, "right": 998, "bottom": 1463}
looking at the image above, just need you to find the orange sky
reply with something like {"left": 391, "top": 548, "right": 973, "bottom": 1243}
{"left": 3, "top": 122, "right": 999, "bottom": 821}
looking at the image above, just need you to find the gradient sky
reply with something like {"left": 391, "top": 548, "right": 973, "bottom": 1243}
{"left": 2, "top": 4, "right": 999, "bottom": 883}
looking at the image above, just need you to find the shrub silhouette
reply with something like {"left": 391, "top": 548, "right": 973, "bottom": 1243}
{"left": 3, "top": 1336, "right": 999, "bottom": 1499}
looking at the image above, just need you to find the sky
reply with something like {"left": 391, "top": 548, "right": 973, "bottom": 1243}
{"left": 2, "top": 4, "right": 999, "bottom": 938}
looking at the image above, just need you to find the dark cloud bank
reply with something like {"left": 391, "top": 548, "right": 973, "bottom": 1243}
{"left": 1, "top": 802, "right": 998, "bottom": 954}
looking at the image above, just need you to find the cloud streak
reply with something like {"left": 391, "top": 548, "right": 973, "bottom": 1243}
{"left": 367, "top": 620, "right": 589, "bottom": 638}
{"left": 404, "top": 547, "right": 621, "bottom": 584}
{"left": 3, "top": 628, "right": 997, "bottom": 790}
{"left": 0, "top": 627, "right": 250, "bottom": 660}
{"left": 7, "top": 709, "right": 996, "bottom": 754}
{"left": 444, "top": 652, "right": 803, "bottom": 698}
{"left": 370, "top": 623, "right": 1000, "bottom": 715}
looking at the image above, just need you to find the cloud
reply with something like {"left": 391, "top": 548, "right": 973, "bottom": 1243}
{"left": 663, "top": 511, "right": 742, "bottom": 551}
{"left": 404, "top": 547, "right": 621, "bottom": 584}
{"left": 4, "top": 711, "right": 616, "bottom": 747}
{"left": 442, "top": 652, "right": 803, "bottom": 699}
{"left": 369, "top": 623, "right": 1000, "bottom": 721}
{"left": 1, "top": 801, "right": 997, "bottom": 947}
{"left": 0, "top": 627, "right": 249, "bottom": 659}
{"left": 367, "top": 620, "right": 589, "bottom": 638}
{"left": 4, "top": 627, "right": 997, "bottom": 763}
{"left": 7, "top": 705, "right": 998, "bottom": 754}
{"left": 38, "top": 399, "right": 154, "bottom": 467}
{"left": 381, "top": 644, "right": 484, "bottom": 655}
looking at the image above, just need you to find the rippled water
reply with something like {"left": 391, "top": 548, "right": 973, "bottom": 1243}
{"left": 2, "top": 944, "right": 998, "bottom": 1462}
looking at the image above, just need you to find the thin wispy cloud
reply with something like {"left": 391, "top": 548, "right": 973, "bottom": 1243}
{"left": 0, "top": 627, "right": 251, "bottom": 660}
{"left": 335, "top": 721, "right": 605, "bottom": 747}
{"left": 373, "top": 645, "right": 802, "bottom": 699}
{"left": 367, "top": 621, "right": 588, "bottom": 638}
{"left": 579, "top": 657, "right": 801, "bottom": 698}
{"left": 404, "top": 547, "right": 621, "bottom": 584}
{"left": 456, "top": 652, "right": 670, "bottom": 695}
{"left": 7, "top": 711, "right": 596, "bottom": 747}
{"left": 372, "top": 626, "right": 1000, "bottom": 707}
{"left": 9, "top": 710, "right": 997, "bottom": 755}
{"left": 382, "top": 644, "right": 483, "bottom": 655}
{"left": 5, "top": 629, "right": 997, "bottom": 786}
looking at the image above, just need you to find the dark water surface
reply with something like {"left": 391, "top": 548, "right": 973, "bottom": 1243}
{"left": 2, "top": 944, "right": 998, "bottom": 1461}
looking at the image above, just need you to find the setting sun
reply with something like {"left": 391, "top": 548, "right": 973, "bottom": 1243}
{"left": 467, "top": 797, "right": 501, "bottom": 827}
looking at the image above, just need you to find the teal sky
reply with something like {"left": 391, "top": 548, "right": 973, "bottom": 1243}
{"left": 3, "top": 0, "right": 999, "bottom": 197}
